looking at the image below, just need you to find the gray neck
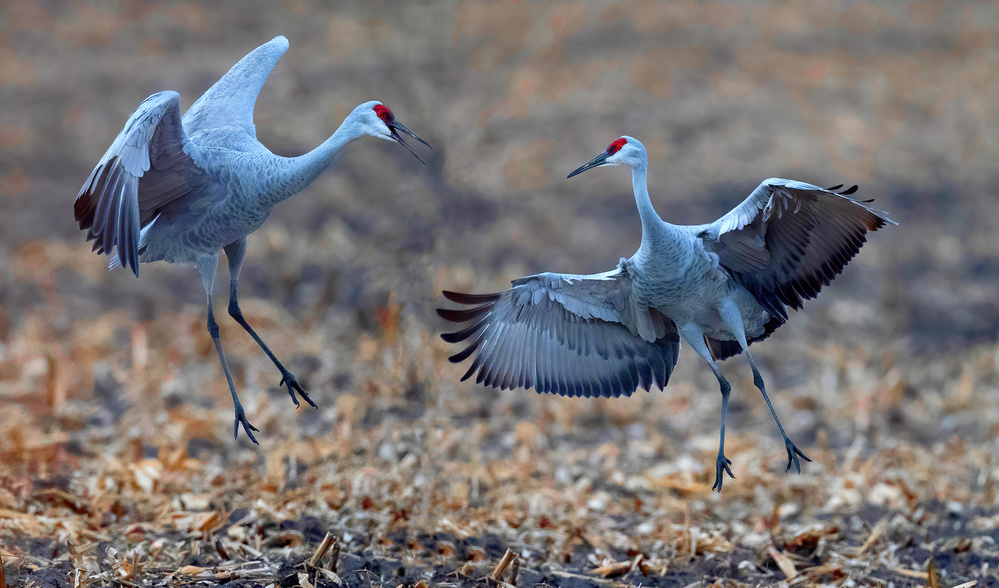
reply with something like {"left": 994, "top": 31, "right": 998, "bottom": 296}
{"left": 632, "top": 164, "right": 667, "bottom": 253}
{"left": 266, "top": 118, "right": 363, "bottom": 207}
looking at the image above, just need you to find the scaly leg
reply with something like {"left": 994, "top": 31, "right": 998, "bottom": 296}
{"left": 223, "top": 239, "right": 317, "bottom": 410}
{"left": 198, "top": 254, "right": 259, "bottom": 443}
{"left": 718, "top": 298, "right": 811, "bottom": 474}
{"left": 679, "top": 323, "right": 736, "bottom": 492}
{"left": 745, "top": 350, "right": 811, "bottom": 473}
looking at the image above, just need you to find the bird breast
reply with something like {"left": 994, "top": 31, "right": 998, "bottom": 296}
{"left": 183, "top": 150, "right": 285, "bottom": 244}
{"left": 632, "top": 245, "right": 732, "bottom": 325}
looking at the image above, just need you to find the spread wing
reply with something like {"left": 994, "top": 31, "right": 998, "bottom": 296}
{"left": 437, "top": 268, "right": 681, "bottom": 398}
{"left": 699, "top": 178, "right": 896, "bottom": 321}
{"left": 182, "top": 35, "right": 288, "bottom": 137}
{"left": 74, "top": 91, "right": 206, "bottom": 276}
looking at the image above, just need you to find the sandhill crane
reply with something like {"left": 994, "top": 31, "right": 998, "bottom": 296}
{"left": 439, "top": 136, "right": 894, "bottom": 491}
{"left": 74, "top": 36, "right": 430, "bottom": 443}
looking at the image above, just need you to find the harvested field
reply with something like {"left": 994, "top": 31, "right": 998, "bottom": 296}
{"left": 2, "top": 1, "right": 999, "bottom": 586}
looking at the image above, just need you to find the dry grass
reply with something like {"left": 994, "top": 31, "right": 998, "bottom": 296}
{"left": 1, "top": 243, "right": 997, "bottom": 586}
{"left": 2, "top": 1, "right": 999, "bottom": 586}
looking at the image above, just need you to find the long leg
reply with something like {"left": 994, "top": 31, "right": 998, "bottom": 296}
{"left": 198, "top": 254, "right": 259, "bottom": 443}
{"left": 679, "top": 323, "right": 735, "bottom": 492}
{"left": 718, "top": 298, "right": 811, "bottom": 474}
{"left": 223, "top": 239, "right": 317, "bottom": 410}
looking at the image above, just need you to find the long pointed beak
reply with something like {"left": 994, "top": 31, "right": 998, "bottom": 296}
{"left": 567, "top": 152, "right": 609, "bottom": 178}
{"left": 390, "top": 120, "right": 432, "bottom": 165}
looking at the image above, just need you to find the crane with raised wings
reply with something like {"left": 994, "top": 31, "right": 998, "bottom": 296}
{"left": 439, "top": 136, "right": 894, "bottom": 491}
{"left": 75, "top": 36, "right": 431, "bottom": 443}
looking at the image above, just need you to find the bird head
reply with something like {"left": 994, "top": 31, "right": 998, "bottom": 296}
{"left": 352, "top": 101, "right": 431, "bottom": 164}
{"left": 567, "top": 136, "right": 647, "bottom": 178}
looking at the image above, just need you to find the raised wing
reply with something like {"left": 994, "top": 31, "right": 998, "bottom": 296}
{"left": 182, "top": 35, "right": 289, "bottom": 138}
{"left": 437, "top": 269, "right": 681, "bottom": 398}
{"left": 74, "top": 91, "right": 205, "bottom": 276}
{"left": 700, "top": 178, "right": 896, "bottom": 321}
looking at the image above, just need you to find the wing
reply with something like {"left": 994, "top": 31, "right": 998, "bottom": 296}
{"left": 437, "top": 268, "right": 681, "bottom": 398}
{"left": 706, "top": 313, "right": 783, "bottom": 362}
{"left": 182, "top": 36, "right": 288, "bottom": 138}
{"left": 74, "top": 91, "right": 205, "bottom": 276}
{"left": 699, "top": 178, "right": 896, "bottom": 321}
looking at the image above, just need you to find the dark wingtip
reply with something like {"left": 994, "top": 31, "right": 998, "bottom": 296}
{"left": 872, "top": 214, "right": 899, "bottom": 228}
{"left": 826, "top": 183, "right": 859, "bottom": 196}
{"left": 447, "top": 336, "right": 482, "bottom": 363}
{"left": 441, "top": 329, "right": 471, "bottom": 344}
{"left": 442, "top": 290, "right": 501, "bottom": 304}
{"left": 442, "top": 290, "right": 466, "bottom": 303}
{"left": 437, "top": 306, "right": 491, "bottom": 323}
{"left": 74, "top": 193, "right": 93, "bottom": 225}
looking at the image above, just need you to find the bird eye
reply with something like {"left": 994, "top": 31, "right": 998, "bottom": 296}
{"left": 373, "top": 104, "right": 393, "bottom": 123}
{"left": 607, "top": 138, "right": 627, "bottom": 154}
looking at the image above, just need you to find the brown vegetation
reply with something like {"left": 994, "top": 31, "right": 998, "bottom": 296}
{"left": 2, "top": 1, "right": 998, "bottom": 586}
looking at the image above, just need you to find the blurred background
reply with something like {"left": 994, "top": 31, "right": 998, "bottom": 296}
{"left": 2, "top": 0, "right": 999, "bottom": 585}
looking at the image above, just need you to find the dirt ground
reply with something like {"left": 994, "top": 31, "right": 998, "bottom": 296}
{"left": 2, "top": 1, "right": 999, "bottom": 586}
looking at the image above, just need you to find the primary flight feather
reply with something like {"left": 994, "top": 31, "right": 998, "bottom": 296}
{"left": 75, "top": 36, "right": 431, "bottom": 443}
{"left": 439, "top": 135, "right": 894, "bottom": 491}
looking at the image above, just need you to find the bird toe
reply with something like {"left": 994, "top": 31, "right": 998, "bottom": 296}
{"left": 712, "top": 454, "right": 736, "bottom": 492}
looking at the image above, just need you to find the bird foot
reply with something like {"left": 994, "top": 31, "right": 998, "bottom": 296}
{"left": 783, "top": 439, "right": 812, "bottom": 474}
{"left": 712, "top": 454, "right": 735, "bottom": 492}
{"left": 279, "top": 370, "right": 318, "bottom": 410}
{"left": 233, "top": 406, "right": 260, "bottom": 444}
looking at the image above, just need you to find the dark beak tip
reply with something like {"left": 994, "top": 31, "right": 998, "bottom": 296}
{"left": 567, "top": 152, "right": 608, "bottom": 179}
{"left": 390, "top": 121, "right": 431, "bottom": 162}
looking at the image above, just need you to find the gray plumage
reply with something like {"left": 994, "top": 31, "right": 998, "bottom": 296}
{"left": 74, "top": 36, "right": 430, "bottom": 443}
{"left": 439, "top": 136, "right": 894, "bottom": 491}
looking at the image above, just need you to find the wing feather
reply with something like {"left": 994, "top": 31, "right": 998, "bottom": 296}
{"left": 181, "top": 36, "right": 289, "bottom": 138}
{"left": 438, "top": 268, "right": 682, "bottom": 399}
{"left": 74, "top": 91, "right": 206, "bottom": 276}
{"left": 701, "top": 179, "right": 896, "bottom": 322}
